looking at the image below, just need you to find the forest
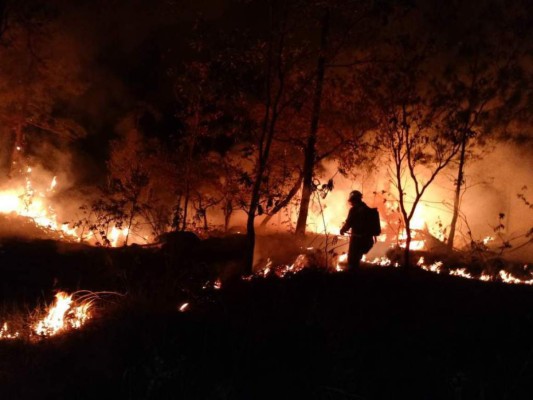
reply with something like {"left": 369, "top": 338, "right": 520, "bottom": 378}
{"left": 0, "top": 0, "right": 532, "bottom": 398}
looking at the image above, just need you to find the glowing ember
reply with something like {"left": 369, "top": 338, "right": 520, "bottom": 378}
{"left": 179, "top": 302, "right": 189, "bottom": 312}
{"left": 203, "top": 279, "right": 223, "bottom": 290}
{"left": 483, "top": 236, "right": 494, "bottom": 245}
{"left": 417, "top": 257, "right": 443, "bottom": 273}
{"left": 367, "top": 256, "right": 399, "bottom": 267}
{"left": 0, "top": 322, "right": 19, "bottom": 340}
{"left": 449, "top": 268, "right": 473, "bottom": 279}
{"left": 49, "top": 176, "right": 57, "bottom": 191}
{"left": 499, "top": 270, "right": 533, "bottom": 285}
{"left": 33, "top": 291, "right": 93, "bottom": 337}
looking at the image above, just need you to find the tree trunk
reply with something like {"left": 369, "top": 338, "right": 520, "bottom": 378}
{"left": 295, "top": 9, "right": 330, "bottom": 237}
{"left": 245, "top": 99, "right": 281, "bottom": 273}
{"left": 124, "top": 201, "right": 136, "bottom": 246}
{"left": 246, "top": 168, "right": 263, "bottom": 273}
{"left": 203, "top": 209, "right": 208, "bottom": 231}
{"left": 244, "top": 1, "right": 287, "bottom": 273}
{"left": 403, "top": 229, "right": 412, "bottom": 269}
{"left": 181, "top": 189, "right": 190, "bottom": 231}
{"left": 223, "top": 200, "right": 232, "bottom": 232}
{"left": 447, "top": 133, "right": 468, "bottom": 249}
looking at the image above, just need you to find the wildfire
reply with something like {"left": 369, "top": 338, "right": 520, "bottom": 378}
{"left": 252, "top": 254, "right": 311, "bottom": 279}
{"left": 0, "top": 322, "right": 19, "bottom": 340}
{"left": 499, "top": 270, "right": 533, "bottom": 285}
{"left": 0, "top": 169, "right": 78, "bottom": 239}
{"left": 449, "top": 268, "right": 473, "bottom": 279}
{"left": 0, "top": 291, "right": 94, "bottom": 341}
{"left": 336, "top": 253, "right": 347, "bottom": 271}
{"left": 398, "top": 230, "right": 426, "bottom": 250}
{"left": 249, "top": 246, "right": 532, "bottom": 287}
{"left": 0, "top": 168, "right": 138, "bottom": 247}
{"left": 33, "top": 291, "right": 93, "bottom": 337}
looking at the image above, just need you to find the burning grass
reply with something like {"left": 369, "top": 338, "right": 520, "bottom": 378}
{"left": 0, "top": 291, "right": 123, "bottom": 341}
{"left": 250, "top": 243, "right": 533, "bottom": 286}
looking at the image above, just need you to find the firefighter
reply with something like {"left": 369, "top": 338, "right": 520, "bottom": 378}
{"left": 340, "top": 190, "right": 374, "bottom": 270}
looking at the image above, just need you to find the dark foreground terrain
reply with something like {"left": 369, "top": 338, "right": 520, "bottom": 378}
{"left": 0, "top": 236, "right": 532, "bottom": 399}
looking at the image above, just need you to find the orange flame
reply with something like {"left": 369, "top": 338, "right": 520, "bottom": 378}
{"left": 0, "top": 169, "right": 144, "bottom": 247}
{"left": 0, "top": 322, "right": 20, "bottom": 340}
{"left": 33, "top": 292, "right": 93, "bottom": 337}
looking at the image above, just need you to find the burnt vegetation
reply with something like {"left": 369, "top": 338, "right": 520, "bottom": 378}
{"left": 0, "top": 0, "right": 532, "bottom": 399}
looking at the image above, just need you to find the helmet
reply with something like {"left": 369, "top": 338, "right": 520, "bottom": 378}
{"left": 349, "top": 190, "right": 363, "bottom": 202}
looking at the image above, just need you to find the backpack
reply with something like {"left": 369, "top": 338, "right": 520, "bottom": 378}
{"left": 363, "top": 207, "right": 381, "bottom": 237}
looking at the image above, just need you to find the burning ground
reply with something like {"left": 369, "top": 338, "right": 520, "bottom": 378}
{"left": 0, "top": 235, "right": 532, "bottom": 399}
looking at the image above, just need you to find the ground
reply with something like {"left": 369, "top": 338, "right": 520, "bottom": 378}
{"left": 0, "top": 236, "right": 532, "bottom": 399}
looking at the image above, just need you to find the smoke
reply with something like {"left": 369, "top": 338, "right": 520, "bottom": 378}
{"left": 253, "top": 142, "right": 533, "bottom": 264}
{"left": 459, "top": 143, "right": 533, "bottom": 261}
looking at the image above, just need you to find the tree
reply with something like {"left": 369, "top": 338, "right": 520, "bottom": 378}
{"left": 430, "top": 0, "right": 533, "bottom": 248}
{"left": 0, "top": 0, "right": 86, "bottom": 179}
{"left": 295, "top": 7, "right": 330, "bottom": 236}
{"left": 211, "top": 0, "right": 319, "bottom": 272}
{"left": 173, "top": 61, "right": 225, "bottom": 231}
{"left": 360, "top": 29, "right": 461, "bottom": 268}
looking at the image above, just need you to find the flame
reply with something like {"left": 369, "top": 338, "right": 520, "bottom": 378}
{"left": 108, "top": 226, "right": 129, "bottom": 247}
{"left": 249, "top": 250, "right": 532, "bottom": 287}
{"left": 0, "top": 170, "right": 77, "bottom": 239}
{"left": 33, "top": 291, "right": 93, "bottom": 337}
{"left": 499, "top": 270, "right": 533, "bottom": 285}
{"left": 0, "top": 322, "right": 19, "bottom": 340}
{"left": 449, "top": 268, "right": 473, "bottom": 279}
{"left": 0, "top": 169, "right": 145, "bottom": 247}
{"left": 483, "top": 236, "right": 494, "bottom": 245}
{"left": 336, "top": 253, "right": 348, "bottom": 271}
{"left": 254, "top": 254, "right": 309, "bottom": 278}
{"left": 479, "top": 273, "right": 492, "bottom": 282}
{"left": 398, "top": 229, "right": 426, "bottom": 250}
{"left": 49, "top": 176, "right": 57, "bottom": 191}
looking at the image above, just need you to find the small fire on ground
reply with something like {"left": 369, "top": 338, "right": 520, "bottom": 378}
{"left": 0, "top": 291, "right": 94, "bottom": 341}
{"left": 249, "top": 237, "right": 533, "bottom": 286}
